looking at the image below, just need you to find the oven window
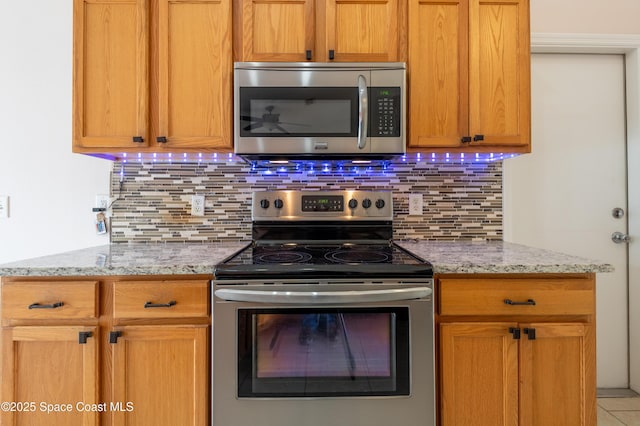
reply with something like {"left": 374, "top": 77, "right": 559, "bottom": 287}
{"left": 237, "top": 307, "right": 410, "bottom": 397}
{"left": 239, "top": 87, "right": 358, "bottom": 137}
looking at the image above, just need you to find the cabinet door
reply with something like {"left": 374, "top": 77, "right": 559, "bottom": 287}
{"left": 110, "top": 325, "right": 209, "bottom": 426}
{"left": 440, "top": 322, "right": 518, "bottom": 426}
{"left": 239, "top": 0, "right": 315, "bottom": 61}
{"left": 73, "top": 0, "right": 149, "bottom": 149}
{"left": 519, "top": 323, "right": 596, "bottom": 426}
{"left": 468, "top": 0, "right": 529, "bottom": 147}
{"left": 157, "top": 0, "right": 232, "bottom": 149}
{"left": 407, "top": 0, "right": 468, "bottom": 148}
{"left": 1, "top": 326, "right": 99, "bottom": 426}
{"left": 325, "top": 0, "right": 400, "bottom": 62}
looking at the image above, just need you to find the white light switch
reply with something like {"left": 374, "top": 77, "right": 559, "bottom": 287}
{"left": 0, "top": 195, "right": 9, "bottom": 218}
{"left": 409, "top": 194, "right": 423, "bottom": 216}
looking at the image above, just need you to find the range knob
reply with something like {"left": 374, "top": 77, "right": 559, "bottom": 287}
{"left": 259, "top": 199, "right": 270, "bottom": 209}
{"left": 362, "top": 198, "right": 372, "bottom": 209}
{"left": 274, "top": 199, "right": 284, "bottom": 209}
{"left": 348, "top": 199, "right": 358, "bottom": 209}
{"left": 375, "top": 199, "right": 385, "bottom": 209}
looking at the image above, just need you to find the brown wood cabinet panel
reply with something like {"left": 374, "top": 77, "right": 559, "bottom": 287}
{"left": 468, "top": 0, "right": 530, "bottom": 147}
{"left": 113, "top": 280, "right": 209, "bottom": 320}
{"left": 156, "top": 0, "right": 233, "bottom": 149}
{"left": 1, "top": 281, "right": 98, "bottom": 322}
{"left": 440, "top": 322, "right": 519, "bottom": 426}
{"left": 519, "top": 323, "right": 596, "bottom": 426}
{"left": 240, "top": 0, "right": 315, "bottom": 61}
{"left": 110, "top": 325, "right": 209, "bottom": 426}
{"left": 438, "top": 277, "right": 595, "bottom": 317}
{"left": 1, "top": 326, "right": 99, "bottom": 426}
{"left": 73, "top": 0, "right": 149, "bottom": 149}
{"left": 408, "top": 0, "right": 468, "bottom": 148}
{"left": 326, "top": 0, "right": 400, "bottom": 61}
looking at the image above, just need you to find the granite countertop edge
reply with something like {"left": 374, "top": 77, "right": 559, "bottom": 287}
{"left": 0, "top": 241, "right": 614, "bottom": 277}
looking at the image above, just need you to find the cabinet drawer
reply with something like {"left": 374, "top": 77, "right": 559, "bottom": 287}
{"left": 439, "top": 277, "right": 595, "bottom": 316}
{"left": 113, "top": 280, "right": 209, "bottom": 320}
{"left": 1, "top": 281, "right": 98, "bottom": 321}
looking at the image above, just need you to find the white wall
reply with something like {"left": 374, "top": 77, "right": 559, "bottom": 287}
{"left": 0, "top": 2, "right": 111, "bottom": 263}
{"left": 531, "top": 0, "right": 640, "bottom": 35}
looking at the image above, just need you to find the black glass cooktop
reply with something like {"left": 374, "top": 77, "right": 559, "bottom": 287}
{"left": 214, "top": 242, "right": 433, "bottom": 280}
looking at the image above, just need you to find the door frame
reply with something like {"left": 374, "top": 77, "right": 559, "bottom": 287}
{"left": 531, "top": 33, "right": 640, "bottom": 392}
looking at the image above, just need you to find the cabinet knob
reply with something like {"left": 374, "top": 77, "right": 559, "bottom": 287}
{"left": 132, "top": 136, "right": 144, "bottom": 143}
{"left": 461, "top": 136, "right": 472, "bottom": 143}
{"left": 306, "top": 50, "right": 312, "bottom": 61}
{"left": 473, "top": 134, "right": 485, "bottom": 142}
{"left": 157, "top": 136, "right": 168, "bottom": 143}
{"left": 328, "top": 50, "right": 335, "bottom": 60}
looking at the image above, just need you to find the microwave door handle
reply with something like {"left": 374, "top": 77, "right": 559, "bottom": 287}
{"left": 357, "top": 74, "right": 368, "bottom": 150}
{"left": 214, "top": 287, "right": 431, "bottom": 304}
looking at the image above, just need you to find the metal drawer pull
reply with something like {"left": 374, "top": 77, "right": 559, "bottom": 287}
{"left": 504, "top": 298, "right": 536, "bottom": 306}
{"left": 144, "top": 300, "right": 177, "bottom": 309}
{"left": 28, "top": 302, "right": 64, "bottom": 309}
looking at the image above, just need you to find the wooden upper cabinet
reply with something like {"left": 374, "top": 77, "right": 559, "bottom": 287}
{"left": 239, "top": 0, "right": 315, "bottom": 61}
{"left": 73, "top": 0, "right": 233, "bottom": 154}
{"left": 157, "top": 0, "right": 232, "bottom": 149}
{"left": 237, "top": 0, "right": 401, "bottom": 62}
{"left": 325, "top": 0, "right": 400, "bottom": 61}
{"left": 407, "top": 0, "right": 530, "bottom": 152}
{"left": 73, "top": 0, "right": 149, "bottom": 149}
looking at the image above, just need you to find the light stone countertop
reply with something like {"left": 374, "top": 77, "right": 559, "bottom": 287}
{"left": 0, "top": 242, "right": 249, "bottom": 277}
{"left": 0, "top": 240, "right": 613, "bottom": 277}
{"left": 397, "top": 240, "right": 614, "bottom": 274}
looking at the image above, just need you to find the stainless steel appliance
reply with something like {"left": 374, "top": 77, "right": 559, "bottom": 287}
{"left": 213, "top": 190, "right": 434, "bottom": 426}
{"left": 234, "top": 63, "right": 406, "bottom": 160}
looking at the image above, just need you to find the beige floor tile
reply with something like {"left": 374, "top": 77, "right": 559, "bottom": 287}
{"left": 599, "top": 406, "right": 626, "bottom": 425}
{"left": 610, "top": 411, "right": 640, "bottom": 425}
{"left": 599, "top": 397, "right": 640, "bottom": 411}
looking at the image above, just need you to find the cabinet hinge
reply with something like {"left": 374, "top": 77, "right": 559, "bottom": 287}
{"left": 508, "top": 327, "right": 521, "bottom": 340}
{"left": 109, "top": 330, "right": 123, "bottom": 344}
{"left": 524, "top": 328, "right": 536, "bottom": 340}
{"left": 78, "top": 331, "right": 93, "bottom": 344}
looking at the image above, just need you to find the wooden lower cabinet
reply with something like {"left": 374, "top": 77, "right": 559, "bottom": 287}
{"left": 0, "top": 276, "right": 211, "bottom": 426}
{"left": 109, "top": 325, "right": 209, "bottom": 426}
{"left": 1, "top": 326, "right": 99, "bottom": 426}
{"left": 437, "top": 275, "right": 596, "bottom": 426}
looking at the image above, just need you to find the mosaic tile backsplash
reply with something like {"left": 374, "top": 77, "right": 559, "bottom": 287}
{"left": 109, "top": 157, "right": 503, "bottom": 243}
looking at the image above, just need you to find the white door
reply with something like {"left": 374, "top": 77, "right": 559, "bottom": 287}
{"left": 503, "top": 53, "right": 629, "bottom": 388}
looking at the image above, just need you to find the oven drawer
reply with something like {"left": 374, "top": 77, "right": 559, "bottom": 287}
{"left": 1, "top": 281, "right": 98, "bottom": 321}
{"left": 113, "top": 280, "right": 209, "bottom": 320}
{"left": 438, "top": 277, "right": 595, "bottom": 316}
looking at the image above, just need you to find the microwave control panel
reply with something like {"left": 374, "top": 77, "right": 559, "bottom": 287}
{"left": 370, "top": 87, "right": 401, "bottom": 137}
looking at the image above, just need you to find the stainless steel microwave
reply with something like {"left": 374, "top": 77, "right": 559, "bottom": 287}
{"left": 234, "top": 62, "right": 406, "bottom": 161}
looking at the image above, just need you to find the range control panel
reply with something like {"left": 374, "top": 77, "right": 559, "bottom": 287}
{"left": 252, "top": 190, "right": 392, "bottom": 221}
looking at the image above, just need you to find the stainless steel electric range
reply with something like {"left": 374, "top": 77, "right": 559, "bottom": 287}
{"left": 212, "top": 190, "right": 435, "bottom": 426}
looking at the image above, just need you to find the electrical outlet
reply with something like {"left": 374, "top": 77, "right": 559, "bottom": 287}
{"left": 191, "top": 195, "right": 205, "bottom": 216}
{"left": 0, "top": 195, "right": 9, "bottom": 218}
{"left": 409, "top": 193, "right": 423, "bottom": 216}
{"left": 95, "top": 194, "right": 110, "bottom": 210}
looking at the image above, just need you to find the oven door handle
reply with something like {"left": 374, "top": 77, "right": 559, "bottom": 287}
{"left": 214, "top": 287, "right": 431, "bottom": 304}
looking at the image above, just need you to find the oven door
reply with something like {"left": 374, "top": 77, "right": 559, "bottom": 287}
{"left": 213, "top": 284, "right": 435, "bottom": 426}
